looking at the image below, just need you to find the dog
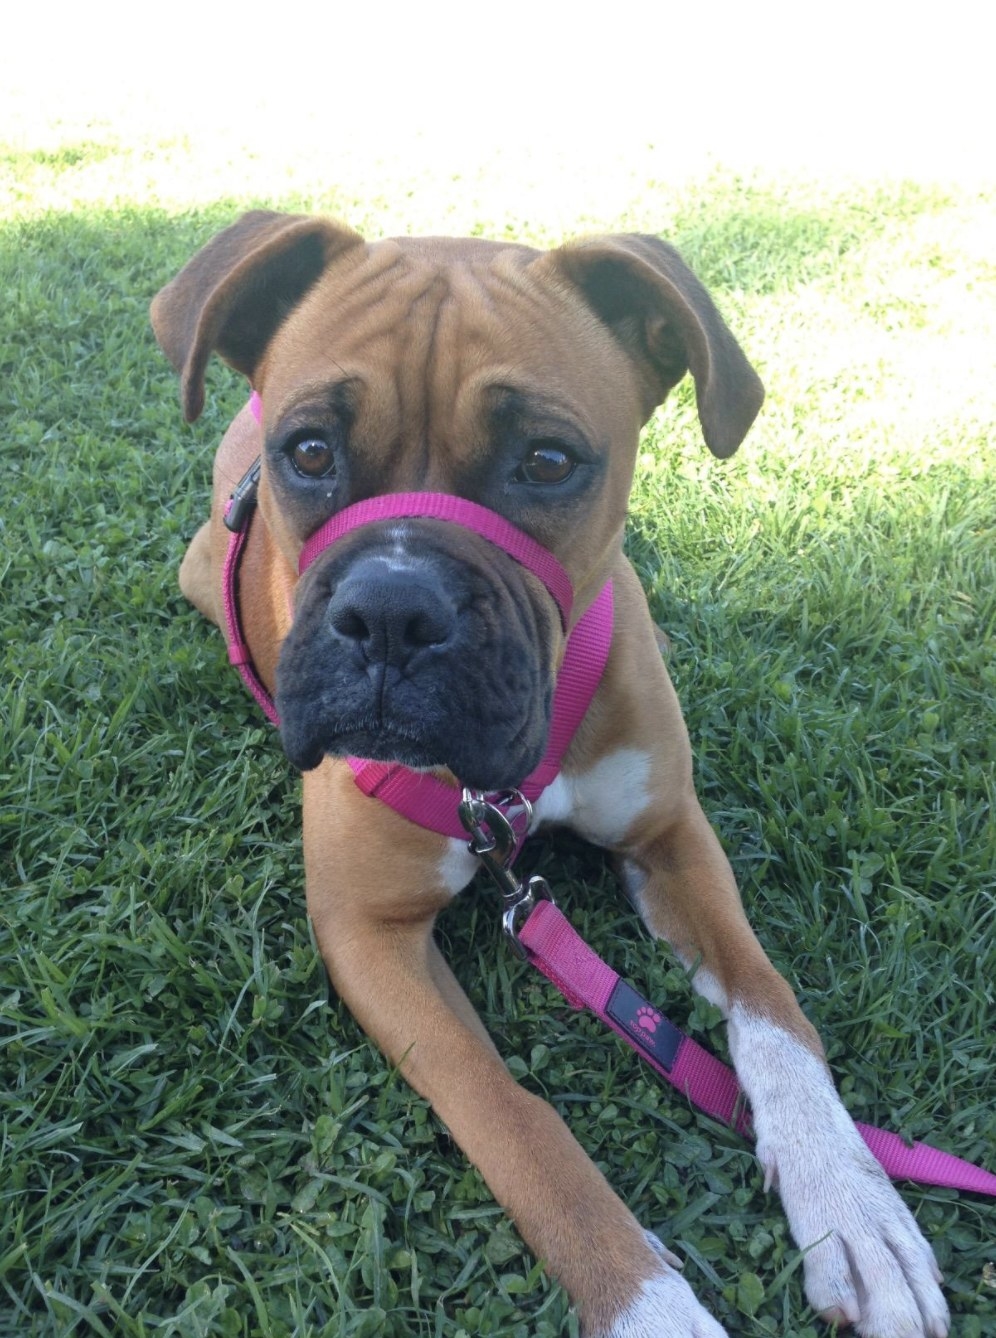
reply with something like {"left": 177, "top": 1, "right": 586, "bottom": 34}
{"left": 152, "top": 211, "right": 949, "bottom": 1338}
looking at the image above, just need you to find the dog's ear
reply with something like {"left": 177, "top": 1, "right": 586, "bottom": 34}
{"left": 151, "top": 210, "right": 364, "bottom": 422}
{"left": 543, "top": 234, "right": 763, "bottom": 458}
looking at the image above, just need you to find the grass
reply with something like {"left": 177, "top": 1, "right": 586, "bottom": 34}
{"left": 1, "top": 132, "right": 994, "bottom": 1338}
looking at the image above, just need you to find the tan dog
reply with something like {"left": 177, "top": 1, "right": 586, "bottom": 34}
{"left": 152, "top": 211, "right": 948, "bottom": 1338}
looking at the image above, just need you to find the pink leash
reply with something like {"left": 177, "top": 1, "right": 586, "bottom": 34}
{"left": 518, "top": 899, "right": 996, "bottom": 1196}
{"left": 226, "top": 392, "right": 995, "bottom": 1198}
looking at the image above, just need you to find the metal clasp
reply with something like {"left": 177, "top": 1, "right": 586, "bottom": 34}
{"left": 223, "top": 458, "right": 262, "bottom": 533}
{"left": 457, "top": 788, "right": 553, "bottom": 958}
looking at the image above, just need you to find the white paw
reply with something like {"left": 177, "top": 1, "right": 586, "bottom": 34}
{"left": 601, "top": 1262, "right": 730, "bottom": 1338}
{"left": 730, "top": 1010, "right": 950, "bottom": 1338}
{"left": 763, "top": 1131, "right": 949, "bottom": 1338}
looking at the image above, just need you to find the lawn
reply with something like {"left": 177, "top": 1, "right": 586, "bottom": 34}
{"left": 1, "top": 129, "right": 994, "bottom": 1337}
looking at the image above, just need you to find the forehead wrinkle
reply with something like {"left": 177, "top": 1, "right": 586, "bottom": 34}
{"left": 392, "top": 268, "right": 453, "bottom": 483}
{"left": 421, "top": 260, "right": 546, "bottom": 480}
{"left": 423, "top": 258, "right": 616, "bottom": 470}
{"left": 421, "top": 276, "right": 468, "bottom": 477}
{"left": 333, "top": 249, "right": 442, "bottom": 355}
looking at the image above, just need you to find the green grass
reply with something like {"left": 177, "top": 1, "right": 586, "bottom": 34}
{"left": 2, "top": 138, "right": 994, "bottom": 1338}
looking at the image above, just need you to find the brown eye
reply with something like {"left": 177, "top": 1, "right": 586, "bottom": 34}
{"left": 517, "top": 441, "right": 576, "bottom": 485}
{"left": 291, "top": 437, "right": 336, "bottom": 479}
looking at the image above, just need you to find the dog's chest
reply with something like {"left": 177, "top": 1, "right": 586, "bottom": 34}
{"left": 436, "top": 747, "right": 653, "bottom": 896}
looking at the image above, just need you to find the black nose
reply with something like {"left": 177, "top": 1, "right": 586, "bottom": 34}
{"left": 326, "top": 558, "right": 458, "bottom": 670}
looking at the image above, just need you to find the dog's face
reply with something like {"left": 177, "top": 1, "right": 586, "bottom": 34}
{"left": 262, "top": 236, "right": 648, "bottom": 787}
{"left": 152, "top": 213, "right": 763, "bottom": 787}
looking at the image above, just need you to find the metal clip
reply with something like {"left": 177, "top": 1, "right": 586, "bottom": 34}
{"left": 223, "top": 458, "right": 262, "bottom": 533}
{"left": 499, "top": 874, "right": 554, "bottom": 958}
{"left": 458, "top": 788, "right": 553, "bottom": 958}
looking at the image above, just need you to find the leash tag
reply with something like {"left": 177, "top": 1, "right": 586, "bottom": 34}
{"left": 605, "top": 979, "right": 684, "bottom": 1073}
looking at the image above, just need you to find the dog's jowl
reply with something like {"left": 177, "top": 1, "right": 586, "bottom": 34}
{"left": 153, "top": 211, "right": 949, "bottom": 1338}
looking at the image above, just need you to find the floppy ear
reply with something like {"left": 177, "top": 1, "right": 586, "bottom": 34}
{"left": 542, "top": 234, "right": 763, "bottom": 457}
{"left": 150, "top": 210, "right": 364, "bottom": 422}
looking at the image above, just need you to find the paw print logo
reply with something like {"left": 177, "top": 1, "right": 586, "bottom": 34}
{"left": 636, "top": 1005, "right": 661, "bottom": 1034}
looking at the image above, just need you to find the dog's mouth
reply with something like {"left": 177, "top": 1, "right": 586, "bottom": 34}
{"left": 315, "top": 719, "right": 448, "bottom": 774}
{"left": 279, "top": 710, "right": 546, "bottom": 792}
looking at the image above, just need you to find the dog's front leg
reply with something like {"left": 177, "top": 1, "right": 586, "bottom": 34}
{"left": 621, "top": 796, "right": 949, "bottom": 1338}
{"left": 303, "top": 762, "right": 729, "bottom": 1338}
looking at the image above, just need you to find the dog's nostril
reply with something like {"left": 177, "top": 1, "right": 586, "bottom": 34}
{"left": 405, "top": 609, "right": 451, "bottom": 648}
{"left": 326, "top": 567, "right": 457, "bottom": 666}
{"left": 330, "top": 600, "right": 452, "bottom": 652}
{"left": 331, "top": 606, "right": 371, "bottom": 643}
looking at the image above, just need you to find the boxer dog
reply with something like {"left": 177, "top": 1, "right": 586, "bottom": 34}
{"left": 152, "top": 211, "right": 948, "bottom": 1337}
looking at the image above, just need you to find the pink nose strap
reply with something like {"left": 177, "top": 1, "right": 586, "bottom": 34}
{"left": 300, "top": 492, "right": 573, "bottom": 628}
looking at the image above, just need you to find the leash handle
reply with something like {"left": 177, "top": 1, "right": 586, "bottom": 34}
{"left": 518, "top": 900, "right": 996, "bottom": 1197}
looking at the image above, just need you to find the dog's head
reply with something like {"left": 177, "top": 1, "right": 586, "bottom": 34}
{"left": 152, "top": 211, "right": 762, "bottom": 789}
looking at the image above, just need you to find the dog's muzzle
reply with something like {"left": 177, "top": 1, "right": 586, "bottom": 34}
{"left": 275, "top": 491, "right": 574, "bottom": 789}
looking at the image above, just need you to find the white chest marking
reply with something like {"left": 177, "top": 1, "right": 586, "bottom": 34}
{"left": 532, "top": 748, "right": 653, "bottom": 847}
{"left": 437, "top": 837, "right": 479, "bottom": 895}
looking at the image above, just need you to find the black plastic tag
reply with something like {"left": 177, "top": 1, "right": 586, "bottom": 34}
{"left": 605, "top": 979, "right": 683, "bottom": 1072}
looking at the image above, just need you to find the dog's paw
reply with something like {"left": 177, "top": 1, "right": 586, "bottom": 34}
{"left": 731, "top": 1013, "right": 949, "bottom": 1338}
{"left": 599, "top": 1263, "right": 730, "bottom": 1338}
{"left": 765, "top": 1129, "right": 949, "bottom": 1337}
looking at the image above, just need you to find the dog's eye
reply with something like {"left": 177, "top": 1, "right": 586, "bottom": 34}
{"left": 516, "top": 440, "right": 576, "bottom": 485}
{"left": 291, "top": 437, "right": 336, "bottom": 479}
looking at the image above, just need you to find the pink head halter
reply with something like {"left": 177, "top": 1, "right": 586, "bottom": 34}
{"left": 299, "top": 492, "right": 573, "bottom": 627}
{"left": 227, "top": 391, "right": 613, "bottom": 842}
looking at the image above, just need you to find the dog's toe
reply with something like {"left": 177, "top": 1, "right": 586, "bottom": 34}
{"left": 643, "top": 1228, "right": 684, "bottom": 1270}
